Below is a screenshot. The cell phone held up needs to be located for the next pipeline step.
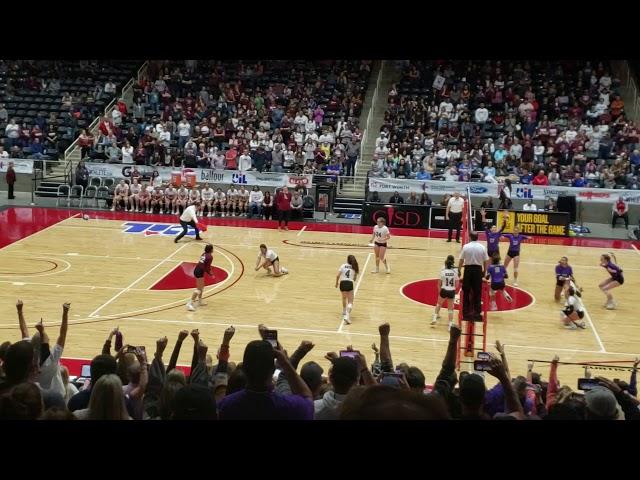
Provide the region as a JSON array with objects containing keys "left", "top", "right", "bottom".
[
  {"left": 577, "top": 378, "right": 600, "bottom": 391},
  {"left": 473, "top": 360, "right": 492, "bottom": 372},
  {"left": 339, "top": 350, "right": 360, "bottom": 359},
  {"left": 263, "top": 329, "right": 278, "bottom": 348}
]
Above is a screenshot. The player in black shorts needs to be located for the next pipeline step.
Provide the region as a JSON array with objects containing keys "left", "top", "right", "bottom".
[{"left": 336, "top": 255, "right": 360, "bottom": 324}]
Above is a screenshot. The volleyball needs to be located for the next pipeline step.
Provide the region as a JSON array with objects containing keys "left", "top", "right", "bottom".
[{"left": 83, "top": 214, "right": 90, "bottom": 221}]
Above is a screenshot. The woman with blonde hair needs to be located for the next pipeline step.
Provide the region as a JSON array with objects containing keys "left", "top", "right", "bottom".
[{"left": 74, "top": 374, "right": 131, "bottom": 420}]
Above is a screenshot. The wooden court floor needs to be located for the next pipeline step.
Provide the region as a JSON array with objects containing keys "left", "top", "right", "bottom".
[{"left": 0, "top": 210, "right": 638, "bottom": 387}]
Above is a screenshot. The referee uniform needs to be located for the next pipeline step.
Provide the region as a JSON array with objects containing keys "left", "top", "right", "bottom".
[
  {"left": 459, "top": 237, "right": 489, "bottom": 321},
  {"left": 446, "top": 194, "right": 464, "bottom": 243}
]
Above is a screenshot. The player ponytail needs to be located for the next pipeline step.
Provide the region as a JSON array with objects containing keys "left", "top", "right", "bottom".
[
  {"left": 445, "top": 255, "right": 455, "bottom": 269},
  {"left": 347, "top": 255, "right": 359, "bottom": 276},
  {"left": 205, "top": 244, "right": 213, "bottom": 254},
  {"left": 491, "top": 252, "right": 501, "bottom": 265}
]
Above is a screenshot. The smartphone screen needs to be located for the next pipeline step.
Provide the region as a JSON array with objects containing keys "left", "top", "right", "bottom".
[
  {"left": 339, "top": 350, "right": 360, "bottom": 359},
  {"left": 80, "top": 364, "right": 91, "bottom": 378},
  {"left": 264, "top": 330, "right": 278, "bottom": 348},
  {"left": 474, "top": 360, "right": 492, "bottom": 371},
  {"left": 477, "top": 352, "right": 490, "bottom": 361},
  {"left": 577, "top": 378, "right": 600, "bottom": 391}
]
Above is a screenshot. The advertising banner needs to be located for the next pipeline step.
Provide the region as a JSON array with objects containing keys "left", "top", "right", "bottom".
[
  {"left": 361, "top": 202, "right": 429, "bottom": 229},
  {"left": 496, "top": 210, "right": 569, "bottom": 236},
  {"left": 0, "top": 159, "right": 34, "bottom": 174}
]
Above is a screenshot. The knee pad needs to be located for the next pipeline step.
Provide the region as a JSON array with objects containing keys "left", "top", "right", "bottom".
[{"left": 194, "top": 289, "right": 202, "bottom": 296}]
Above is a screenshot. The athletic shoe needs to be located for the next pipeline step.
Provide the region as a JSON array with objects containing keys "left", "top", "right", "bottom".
[
  {"left": 503, "top": 291, "right": 513, "bottom": 303},
  {"left": 431, "top": 314, "right": 438, "bottom": 325},
  {"left": 371, "top": 269, "right": 379, "bottom": 273},
  {"left": 221, "top": 213, "right": 225, "bottom": 217},
  {"left": 174, "top": 238, "right": 179, "bottom": 244},
  {"left": 512, "top": 282, "right": 518, "bottom": 287},
  {"left": 110, "top": 207, "right": 115, "bottom": 211},
  {"left": 343, "top": 314, "right": 351, "bottom": 325},
  {"left": 606, "top": 302, "right": 616, "bottom": 310},
  {"left": 456, "top": 239, "right": 461, "bottom": 243},
  {"left": 385, "top": 265, "right": 391, "bottom": 274},
  {"left": 564, "top": 323, "right": 577, "bottom": 330},
  {"left": 577, "top": 321, "right": 586, "bottom": 329},
  {"left": 281, "top": 267, "right": 289, "bottom": 274},
  {"left": 490, "top": 301, "right": 498, "bottom": 311},
  {"left": 197, "top": 300, "right": 207, "bottom": 307},
  {"left": 147, "top": 209, "right": 151, "bottom": 214},
  {"left": 284, "top": 227, "right": 289, "bottom": 231},
  {"left": 195, "top": 236, "right": 203, "bottom": 241},
  {"left": 186, "top": 302, "right": 196, "bottom": 311},
  {"left": 446, "top": 240, "right": 452, "bottom": 243}
]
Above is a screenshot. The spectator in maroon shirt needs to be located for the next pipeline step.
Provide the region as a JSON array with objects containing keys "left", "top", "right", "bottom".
[
  {"left": 532, "top": 169, "right": 549, "bottom": 186},
  {"left": 275, "top": 186, "right": 292, "bottom": 231}
]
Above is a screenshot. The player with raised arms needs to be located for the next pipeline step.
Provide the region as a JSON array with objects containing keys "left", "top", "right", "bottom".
[{"left": 502, "top": 225, "right": 530, "bottom": 286}]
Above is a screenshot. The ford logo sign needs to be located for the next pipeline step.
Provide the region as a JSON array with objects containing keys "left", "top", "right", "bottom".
[{"left": 469, "top": 185, "right": 488, "bottom": 194}]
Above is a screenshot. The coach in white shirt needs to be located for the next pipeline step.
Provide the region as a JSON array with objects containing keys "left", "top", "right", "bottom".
[
  {"left": 175, "top": 200, "right": 202, "bottom": 243},
  {"left": 445, "top": 191, "right": 465, "bottom": 243},
  {"left": 458, "top": 231, "right": 490, "bottom": 321},
  {"left": 523, "top": 200, "right": 537, "bottom": 211}
]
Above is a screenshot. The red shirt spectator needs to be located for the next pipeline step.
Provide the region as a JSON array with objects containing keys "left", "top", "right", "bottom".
[
  {"left": 276, "top": 188, "right": 292, "bottom": 211},
  {"left": 99, "top": 116, "right": 115, "bottom": 136},
  {"left": 117, "top": 100, "right": 128, "bottom": 116},
  {"left": 532, "top": 170, "right": 549, "bottom": 186}
]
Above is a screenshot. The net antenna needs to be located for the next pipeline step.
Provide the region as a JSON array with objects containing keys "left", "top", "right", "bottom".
[{"left": 466, "top": 186, "right": 475, "bottom": 235}]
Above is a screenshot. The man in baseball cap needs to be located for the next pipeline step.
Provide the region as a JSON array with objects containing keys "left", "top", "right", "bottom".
[{"left": 585, "top": 386, "right": 624, "bottom": 420}]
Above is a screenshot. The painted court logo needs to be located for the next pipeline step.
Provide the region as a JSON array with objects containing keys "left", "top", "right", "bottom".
[{"left": 122, "top": 222, "right": 198, "bottom": 237}]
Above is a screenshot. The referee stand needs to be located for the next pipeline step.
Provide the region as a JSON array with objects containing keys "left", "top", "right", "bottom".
[{"left": 456, "top": 189, "right": 489, "bottom": 371}]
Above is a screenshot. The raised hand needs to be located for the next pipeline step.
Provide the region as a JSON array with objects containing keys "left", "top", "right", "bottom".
[
  {"left": 35, "top": 319, "right": 45, "bottom": 334},
  {"left": 223, "top": 326, "right": 236, "bottom": 344},
  {"left": 62, "top": 302, "right": 71, "bottom": 311},
  {"left": 378, "top": 323, "right": 390, "bottom": 337},
  {"left": 371, "top": 343, "right": 379, "bottom": 354},
  {"left": 16, "top": 299, "right": 23, "bottom": 311},
  {"left": 486, "top": 353, "right": 508, "bottom": 380},
  {"left": 325, "top": 351, "right": 338, "bottom": 363},
  {"left": 178, "top": 330, "right": 189, "bottom": 342},
  {"left": 190, "top": 329, "right": 200, "bottom": 341},
  {"left": 157, "top": 336, "right": 168, "bottom": 355},
  {"left": 298, "top": 340, "right": 314, "bottom": 354},
  {"left": 495, "top": 340, "right": 504, "bottom": 355}
]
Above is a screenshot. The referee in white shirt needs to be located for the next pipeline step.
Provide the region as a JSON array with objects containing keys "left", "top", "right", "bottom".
[
  {"left": 458, "top": 232, "right": 490, "bottom": 321},
  {"left": 445, "top": 191, "right": 465, "bottom": 243},
  {"left": 175, "top": 200, "right": 203, "bottom": 243}
]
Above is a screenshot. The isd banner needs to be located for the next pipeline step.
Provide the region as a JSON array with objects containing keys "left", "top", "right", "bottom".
[
  {"left": 496, "top": 210, "right": 569, "bottom": 236},
  {"left": 361, "top": 202, "right": 429, "bottom": 229}
]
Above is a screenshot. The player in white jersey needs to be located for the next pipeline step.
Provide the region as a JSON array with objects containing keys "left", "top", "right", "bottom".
[
  {"left": 128, "top": 178, "right": 142, "bottom": 212},
  {"left": 255, "top": 243, "right": 288, "bottom": 277},
  {"left": 164, "top": 184, "right": 177, "bottom": 214},
  {"left": 432, "top": 255, "right": 459, "bottom": 330},
  {"left": 176, "top": 186, "right": 189, "bottom": 213},
  {"left": 335, "top": 255, "right": 359, "bottom": 324},
  {"left": 150, "top": 186, "right": 164, "bottom": 214},
  {"left": 237, "top": 185, "right": 250, "bottom": 216},
  {"left": 226, "top": 185, "right": 239, "bottom": 216},
  {"left": 200, "top": 183, "right": 215, "bottom": 216},
  {"left": 369, "top": 217, "right": 391, "bottom": 274},
  {"left": 138, "top": 182, "right": 151, "bottom": 213},
  {"left": 213, "top": 188, "right": 226, "bottom": 216},
  {"left": 188, "top": 187, "right": 201, "bottom": 207},
  {"left": 560, "top": 286, "right": 586, "bottom": 330},
  {"left": 111, "top": 180, "right": 129, "bottom": 211}
]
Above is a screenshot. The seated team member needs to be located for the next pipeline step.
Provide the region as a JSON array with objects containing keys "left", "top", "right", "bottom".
[
  {"left": 248, "top": 186, "right": 264, "bottom": 218},
  {"left": 612, "top": 196, "right": 629, "bottom": 229},
  {"left": 213, "top": 187, "right": 226, "bottom": 216},
  {"left": 226, "top": 185, "right": 239, "bottom": 217},
  {"left": 111, "top": 179, "right": 129, "bottom": 212},
  {"left": 255, "top": 243, "right": 288, "bottom": 276},
  {"left": 522, "top": 199, "right": 537, "bottom": 211},
  {"left": 237, "top": 185, "right": 250, "bottom": 216},
  {"left": 290, "top": 191, "right": 304, "bottom": 220},
  {"left": 128, "top": 178, "right": 142, "bottom": 212},
  {"left": 138, "top": 182, "right": 151, "bottom": 213},
  {"left": 200, "top": 182, "right": 215, "bottom": 216},
  {"left": 164, "top": 182, "right": 178, "bottom": 215},
  {"left": 262, "top": 190, "right": 274, "bottom": 220},
  {"left": 176, "top": 185, "right": 189, "bottom": 214},
  {"left": 188, "top": 185, "right": 201, "bottom": 207},
  {"left": 150, "top": 185, "right": 164, "bottom": 214}
]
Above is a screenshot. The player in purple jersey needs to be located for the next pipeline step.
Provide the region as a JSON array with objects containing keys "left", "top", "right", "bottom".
[
  {"left": 480, "top": 208, "right": 508, "bottom": 257},
  {"left": 502, "top": 225, "right": 530, "bottom": 286},
  {"left": 599, "top": 253, "right": 624, "bottom": 310},
  {"left": 485, "top": 253, "right": 513, "bottom": 310},
  {"left": 554, "top": 256, "right": 579, "bottom": 302}
]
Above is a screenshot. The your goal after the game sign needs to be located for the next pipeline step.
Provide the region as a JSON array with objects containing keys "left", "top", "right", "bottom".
[{"left": 495, "top": 210, "right": 569, "bottom": 236}]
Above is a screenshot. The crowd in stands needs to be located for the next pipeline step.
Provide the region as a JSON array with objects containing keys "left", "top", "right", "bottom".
[
  {"left": 0, "top": 60, "right": 140, "bottom": 162},
  {"left": 81, "top": 60, "right": 367, "bottom": 178},
  {"left": 369, "top": 61, "right": 640, "bottom": 191},
  {"left": 1, "top": 300, "right": 638, "bottom": 420}
]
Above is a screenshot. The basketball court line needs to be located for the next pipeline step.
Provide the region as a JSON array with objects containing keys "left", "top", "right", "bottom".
[
  {"left": 88, "top": 242, "right": 192, "bottom": 317},
  {"left": 114, "top": 316, "right": 639, "bottom": 357},
  {"left": 0, "top": 257, "right": 72, "bottom": 278},
  {"left": 582, "top": 305, "right": 606, "bottom": 352},
  {"left": 338, "top": 252, "right": 372, "bottom": 333},
  {"left": 0, "top": 279, "right": 147, "bottom": 291},
  {"left": 632, "top": 244, "right": 640, "bottom": 255},
  {"left": 297, "top": 226, "right": 307, "bottom": 237}
]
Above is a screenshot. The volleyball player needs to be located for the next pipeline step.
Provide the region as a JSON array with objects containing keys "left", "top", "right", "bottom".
[
  {"left": 226, "top": 185, "right": 239, "bottom": 217},
  {"left": 164, "top": 183, "right": 178, "bottom": 214},
  {"left": 111, "top": 180, "right": 129, "bottom": 212},
  {"left": 502, "top": 226, "right": 530, "bottom": 286},
  {"left": 187, "top": 244, "right": 214, "bottom": 311},
  {"left": 188, "top": 186, "right": 201, "bottom": 207},
  {"left": 560, "top": 286, "right": 586, "bottom": 330},
  {"left": 238, "top": 185, "right": 250, "bottom": 216},
  {"left": 213, "top": 188, "right": 226, "bottom": 216},
  {"left": 128, "top": 178, "right": 142, "bottom": 212},
  {"left": 480, "top": 208, "right": 508, "bottom": 258},
  {"left": 599, "top": 253, "right": 624, "bottom": 309},
  {"left": 370, "top": 217, "right": 390, "bottom": 274},
  {"left": 336, "top": 255, "right": 359, "bottom": 324},
  {"left": 200, "top": 183, "right": 215, "bottom": 216},
  {"left": 176, "top": 185, "right": 189, "bottom": 214},
  {"left": 150, "top": 185, "right": 164, "bottom": 214},
  {"left": 485, "top": 253, "right": 513, "bottom": 311},
  {"left": 138, "top": 182, "right": 151, "bottom": 213},
  {"left": 255, "top": 244, "right": 288, "bottom": 276},
  {"left": 431, "top": 255, "right": 459, "bottom": 329},
  {"left": 554, "top": 256, "right": 579, "bottom": 302}
]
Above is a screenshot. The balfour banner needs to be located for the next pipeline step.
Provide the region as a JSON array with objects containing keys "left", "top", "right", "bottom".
[
  {"left": 368, "top": 177, "right": 640, "bottom": 204},
  {"left": 83, "top": 163, "right": 313, "bottom": 188}
]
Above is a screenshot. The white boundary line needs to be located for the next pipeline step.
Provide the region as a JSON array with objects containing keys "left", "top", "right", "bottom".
[
  {"left": 88, "top": 243, "right": 191, "bottom": 317},
  {"left": 0, "top": 212, "right": 78, "bottom": 252},
  {"left": 582, "top": 305, "right": 606, "bottom": 353},
  {"left": 632, "top": 244, "right": 640, "bottom": 255},
  {"left": 338, "top": 252, "right": 372, "bottom": 333},
  {"left": 297, "top": 226, "right": 307, "bottom": 237}
]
